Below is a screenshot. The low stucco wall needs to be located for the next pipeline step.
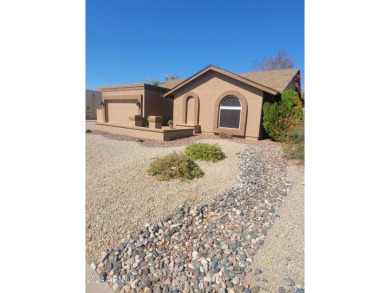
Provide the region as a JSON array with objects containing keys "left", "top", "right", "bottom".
[
  {"left": 163, "top": 128, "right": 195, "bottom": 141},
  {"left": 95, "top": 123, "right": 194, "bottom": 141},
  {"left": 175, "top": 124, "right": 201, "bottom": 134}
]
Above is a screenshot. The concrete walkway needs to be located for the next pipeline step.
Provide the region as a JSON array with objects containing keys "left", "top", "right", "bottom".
[{"left": 86, "top": 261, "right": 114, "bottom": 293}]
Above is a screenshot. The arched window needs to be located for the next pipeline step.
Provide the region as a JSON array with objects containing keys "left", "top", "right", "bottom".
[{"left": 218, "top": 95, "right": 241, "bottom": 129}]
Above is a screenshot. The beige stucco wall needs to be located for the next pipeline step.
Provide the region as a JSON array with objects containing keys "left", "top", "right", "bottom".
[
  {"left": 86, "top": 90, "right": 102, "bottom": 120},
  {"left": 172, "top": 71, "right": 265, "bottom": 139},
  {"left": 101, "top": 87, "right": 145, "bottom": 120},
  {"left": 98, "top": 85, "right": 172, "bottom": 126},
  {"left": 96, "top": 109, "right": 104, "bottom": 122}
]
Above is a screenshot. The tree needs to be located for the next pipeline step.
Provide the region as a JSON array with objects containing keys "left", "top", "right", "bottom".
[
  {"left": 164, "top": 73, "right": 180, "bottom": 81},
  {"left": 146, "top": 78, "right": 159, "bottom": 85},
  {"left": 253, "top": 50, "right": 295, "bottom": 71}
]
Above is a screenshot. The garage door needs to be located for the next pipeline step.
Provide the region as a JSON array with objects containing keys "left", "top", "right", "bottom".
[{"left": 106, "top": 100, "right": 139, "bottom": 124}]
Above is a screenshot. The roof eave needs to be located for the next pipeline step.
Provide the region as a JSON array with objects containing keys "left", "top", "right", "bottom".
[
  {"left": 96, "top": 83, "right": 171, "bottom": 93},
  {"left": 162, "top": 65, "right": 279, "bottom": 98}
]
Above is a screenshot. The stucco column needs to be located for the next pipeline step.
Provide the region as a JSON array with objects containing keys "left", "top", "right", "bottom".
[
  {"left": 128, "top": 115, "right": 143, "bottom": 127},
  {"left": 147, "top": 116, "right": 163, "bottom": 129}
]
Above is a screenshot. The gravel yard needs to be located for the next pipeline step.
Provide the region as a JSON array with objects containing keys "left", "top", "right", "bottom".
[
  {"left": 90, "top": 130, "right": 279, "bottom": 148},
  {"left": 246, "top": 162, "right": 305, "bottom": 292},
  {"left": 87, "top": 130, "right": 298, "bottom": 293},
  {"left": 86, "top": 134, "right": 246, "bottom": 263}
]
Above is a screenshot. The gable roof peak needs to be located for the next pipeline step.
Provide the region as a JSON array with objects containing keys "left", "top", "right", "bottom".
[{"left": 162, "top": 65, "right": 280, "bottom": 97}]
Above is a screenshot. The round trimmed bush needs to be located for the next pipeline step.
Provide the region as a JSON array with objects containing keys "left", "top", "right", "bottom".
[{"left": 184, "top": 143, "right": 225, "bottom": 162}]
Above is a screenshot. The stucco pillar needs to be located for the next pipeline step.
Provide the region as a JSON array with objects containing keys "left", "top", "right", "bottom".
[
  {"left": 128, "top": 115, "right": 143, "bottom": 127},
  {"left": 147, "top": 116, "right": 163, "bottom": 129}
]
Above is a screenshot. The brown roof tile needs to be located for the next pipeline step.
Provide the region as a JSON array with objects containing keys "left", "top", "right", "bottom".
[
  {"left": 238, "top": 68, "right": 300, "bottom": 93},
  {"left": 96, "top": 68, "right": 299, "bottom": 94},
  {"left": 157, "top": 79, "right": 187, "bottom": 89}
]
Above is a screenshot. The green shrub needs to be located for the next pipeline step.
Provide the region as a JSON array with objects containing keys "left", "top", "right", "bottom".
[
  {"left": 263, "top": 89, "right": 304, "bottom": 141},
  {"left": 167, "top": 119, "right": 173, "bottom": 125},
  {"left": 184, "top": 143, "right": 225, "bottom": 162},
  {"left": 282, "top": 120, "right": 304, "bottom": 160},
  {"left": 136, "top": 139, "right": 144, "bottom": 143},
  {"left": 147, "top": 152, "right": 204, "bottom": 181},
  {"left": 86, "top": 129, "right": 92, "bottom": 133}
]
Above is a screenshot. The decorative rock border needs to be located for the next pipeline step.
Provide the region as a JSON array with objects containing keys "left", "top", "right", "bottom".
[{"left": 90, "top": 145, "right": 292, "bottom": 293}]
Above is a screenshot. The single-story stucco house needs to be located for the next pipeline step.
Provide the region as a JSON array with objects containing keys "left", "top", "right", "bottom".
[
  {"left": 96, "top": 83, "right": 174, "bottom": 126},
  {"left": 94, "top": 65, "right": 300, "bottom": 141},
  {"left": 163, "top": 65, "right": 301, "bottom": 140}
]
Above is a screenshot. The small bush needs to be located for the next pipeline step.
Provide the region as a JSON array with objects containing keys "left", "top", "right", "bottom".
[
  {"left": 282, "top": 120, "right": 304, "bottom": 160},
  {"left": 185, "top": 143, "right": 225, "bottom": 162},
  {"left": 86, "top": 129, "right": 92, "bottom": 133},
  {"left": 167, "top": 119, "right": 173, "bottom": 125},
  {"left": 263, "top": 89, "right": 304, "bottom": 141},
  {"left": 147, "top": 152, "right": 204, "bottom": 181},
  {"left": 136, "top": 139, "right": 144, "bottom": 143}
]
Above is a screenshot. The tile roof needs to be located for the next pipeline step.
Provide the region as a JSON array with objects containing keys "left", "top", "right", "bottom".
[
  {"left": 157, "top": 79, "right": 187, "bottom": 89},
  {"left": 96, "top": 68, "right": 300, "bottom": 94},
  {"left": 237, "top": 68, "right": 300, "bottom": 93}
]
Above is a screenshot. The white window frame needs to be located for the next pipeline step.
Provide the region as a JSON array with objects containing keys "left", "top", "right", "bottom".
[{"left": 218, "top": 96, "right": 242, "bottom": 129}]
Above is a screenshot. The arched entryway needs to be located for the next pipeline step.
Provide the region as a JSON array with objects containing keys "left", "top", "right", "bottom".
[
  {"left": 182, "top": 92, "right": 200, "bottom": 125},
  {"left": 186, "top": 96, "right": 195, "bottom": 124}
]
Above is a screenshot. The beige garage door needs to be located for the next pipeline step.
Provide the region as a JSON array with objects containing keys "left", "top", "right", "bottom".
[{"left": 106, "top": 100, "right": 139, "bottom": 124}]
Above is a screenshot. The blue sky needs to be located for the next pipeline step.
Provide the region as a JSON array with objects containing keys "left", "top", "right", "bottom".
[{"left": 86, "top": 0, "right": 304, "bottom": 90}]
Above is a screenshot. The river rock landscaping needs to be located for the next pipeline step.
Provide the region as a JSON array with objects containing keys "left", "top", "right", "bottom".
[
  {"left": 86, "top": 135, "right": 246, "bottom": 263},
  {"left": 89, "top": 137, "right": 293, "bottom": 293}
]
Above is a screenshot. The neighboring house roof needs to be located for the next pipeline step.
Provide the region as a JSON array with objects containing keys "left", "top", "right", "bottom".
[
  {"left": 96, "top": 83, "right": 167, "bottom": 92},
  {"left": 238, "top": 68, "right": 300, "bottom": 93},
  {"left": 163, "top": 65, "right": 299, "bottom": 97},
  {"left": 157, "top": 79, "right": 187, "bottom": 89},
  {"left": 96, "top": 83, "right": 145, "bottom": 91}
]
